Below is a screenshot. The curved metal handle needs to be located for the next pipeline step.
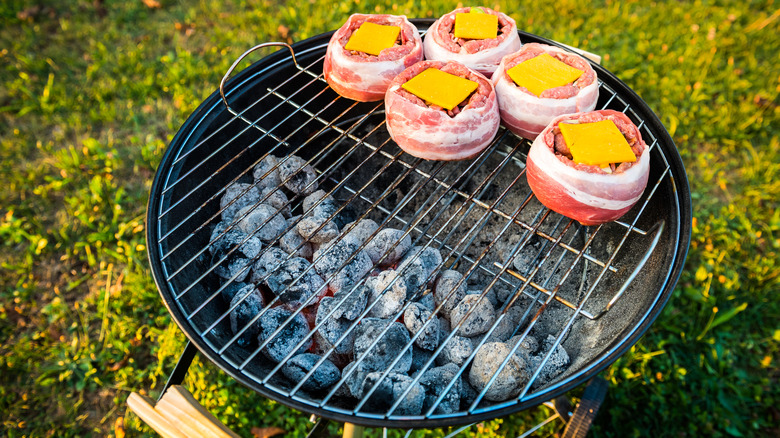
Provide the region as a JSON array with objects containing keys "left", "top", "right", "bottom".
[{"left": 219, "top": 42, "right": 298, "bottom": 115}]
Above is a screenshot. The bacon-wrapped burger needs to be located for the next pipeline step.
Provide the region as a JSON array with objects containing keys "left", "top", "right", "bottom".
[
  {"left": 385, "top": 60, "right": 500, "bottom": 161},
  {"left": 324, "top": 14, "right": 423, "bottom": 102},
  {"left": 493, "top": 43, "right": 599, "bottom": 140},
  {"left": 526, "top": 110, "right": 650, "bottom": 225},
  {"left": 423, "top": 6, "right": 522, "bottom": 78}
]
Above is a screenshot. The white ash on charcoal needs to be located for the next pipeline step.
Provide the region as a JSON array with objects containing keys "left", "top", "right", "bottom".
[
  {"left": 220, "top": 281, "right": 252, "bottom": 303},
  {"left": 236, "top": 204, "right": 288, "bottom": 243},
  {"left": 363, "top": 228, "right": 412, "bottom": 267},
  {"left": 450, "top": 294, "right": 497, "bottom": 337},
  {"left": 252, "top": 155, "right": 281, "bottom": 189},
  {"left": 365, "top": 270, "right": 407, "bottom": 319},
  {"left": 433, "top": 270, "right": 467, "bottom": 318},
  {"left": 257, "top": 307, "right": 312, "bottom": 363},
  {"left": 418, "top": 363, "right": 462, "bottom": 415},
  {"left": 353, "top": 318, "right": 413, "bottom": 374},
  {"left": 280, "top": 353, "right": 341, "bottom": 392},
  {"left": 220, "top": 182, "right": 261, "bottom": 222},
  {"left": 435, "top": 335, "right": 473, "bottom": 367},
  {"left": 314, "top": 296, "right": 356, "bottom": 356},
  {"left": 298, "top": 190, "right": 340, "bottom": 244},
  {"left": 468, "top": 342, "right": 530, "bottom": 402},
  {"left": 229, "top": 285, "right": 265, "bottom": 348},
  {"left": 409, "top": 346, "right": 434, "bottom": 374},
  {"left": 396, "top": 246, "right": 443, "bottom": 294},
  {"left": 265, "top": 257, "right": 325, "bottom": 308},
  {"left": 278, "top": 155, "right": 318, "bottom": 195},
  {"left": 331, "top": 283, "right": 369, "bottom": 321},
  {"left": 529, "top": 335, "right": 570, "bottom": 388},
  {"left": 468, "top": 288, "right": 499, "bottom": 307},
  {"left": 403, "top": 303, "right": 440, "bottom": 351},
  {"left": 278, "top": 215, "right": 313, "bottom": 259},
  {"left": 249, "top": 246, "right": 288, "bottom": 284},
  {"left": 313, "top": 237, "right": 373, "bottom": 294},
  {"left": 342, "top": 361, "right": 373, "bottom": 398},
  {"left": 342, "top": 218, "right": 379, "bottom": 246},
  {"left": 359, "top": 372, "right": 425, "bottom": 416},
  {"left": 209, "top": 227, "right": 262, "bottom": 282},
  {"left": 259, "top": 186, "right": 292, "bottom": 218},
  {"left": 508, "top": 334, "right": 539, "bottom": 364}
]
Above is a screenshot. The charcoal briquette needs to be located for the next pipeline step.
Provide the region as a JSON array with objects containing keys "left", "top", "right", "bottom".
[
  {"left": 265, "top": 257, "right": 325, "bottom": 307},
  {"left": 252, "top": 154, "right": 281, "bottom": 188},
  {"left": 278, "top": 155, "right": 317, "bottom": 195},
  {"left": 396, "top": 246, "right": 443, "bottom": 294},
  {"left": 353, "top": 318, "right": 412, "bottom": 374},
  {"left": 236, "top": 204, "right": 288, "bottom": 243},
  {"left": 280, "top": 353, "right": 340, "bottom": 392},
  {"left": 363, "top": 228, "right": 412, "bottom": 267},
  {"left": 359, "top": 372, "right": 424, "bottom": 416},
  {"left": 468, "top": 342, "right": 529, "bottom": 402},
  {"left": 342, "top": 219, "right": 379, "bottom": 246},
  {"left": 404, "top": 303, "right": 439, "bottom": 351},
  {"left": 220, "top": 182, "right": 261, "bottom": 222},
  {"left": 450, "top": 294, "right": 497, "bottom": 337},
  {"left": 229, "top": 285, "right": 265, "bottom": 348},
  {"left": 315, "top": 296, "right": 355, "bottom": 355},
  {"left": 418, "top": 363, "right": 462, "bottom": 415},
  {"left": 435, "top": 335, "right": 473, "bottom": 367},
  {"left": 298, "top": 190, "right": 340, "bottom": 244},
  {"left": 257, "top": 307, "right": 312, "bottom": 363},
  {"left": 250, "top": 246, "right": 289, "bottom": 284},
  {"left": 331, "top": 283, "right": 369, "bottom": 321},
  {"left": 366, "top": 270, "right": 407, "bottom": 319},
  {"left": 433, "top": 270, "right": 467, "bottom": 318},
  {"left": 260, "top": 186, "right": 292, "bottom": 218}
]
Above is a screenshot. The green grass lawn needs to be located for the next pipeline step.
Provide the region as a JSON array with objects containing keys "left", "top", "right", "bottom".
[{"left": 1, "top": 0, "right": 778, "bottom": 436}]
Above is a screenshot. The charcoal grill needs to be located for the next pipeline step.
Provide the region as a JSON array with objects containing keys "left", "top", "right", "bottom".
[{"left": 146, "top": 20, "right": 691, "bottom": 432}]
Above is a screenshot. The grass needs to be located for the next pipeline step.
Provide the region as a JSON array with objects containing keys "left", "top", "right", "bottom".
[{"left": 0, "top": 0, "right": 778, "bottom": 436}]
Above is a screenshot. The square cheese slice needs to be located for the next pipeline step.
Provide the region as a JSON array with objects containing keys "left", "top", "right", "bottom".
[
  {"left": 453, "top": 10, "right": 498, "bottom": 40},
  {"left": 506, "top": 53, "right": 584, "bottom": 97},
  {"left": 401, "top": 68, "right": 479, "bottom": 111},
  {"left": 559, "top": 119, "right": 637, "bottom": 166},
  {"left": 344, "top": 22, "right": 401, "bottom": 56}
]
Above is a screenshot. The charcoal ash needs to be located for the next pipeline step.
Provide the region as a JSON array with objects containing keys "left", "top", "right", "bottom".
[
  {"left": 468, "top": 342, "right": 529, "bottom": 402},
  {"left": 366, "top": 270, "right": 407, "bottom": 319},
  {"left": 313, "top": 238, "right": 373, "bottom": 294},
  {"left": 314, "top": 296, "right": 355, "bottom": 356},
  {"left": 252, "top": 154, "right": 282, "bottom": 189},
  {"left": 257, "top": 307, "right": 312, "bottom": 363},
  {"left": 435, "top": 335, "right": 473, "bottom": 367},
  {"left": 220, "top": 182, "right": 261, "bottom": 222},
  {"left": 363, "top": 228, "right": 412, "bottom": 267},
  {"left": 259, "top": 186, "right": 292, "bottom": 218},
  {"left": 353, "top": 318, "right": 412, "bottom": 374},
  {"left": 468, "top": 288, "right": 498, "bottom": 308},
  {"left": 396, "top": 246, "right": 443, "bottom": 294},
  {"left": 278, "top": 215, "right": 313, "bottom": 259},
  {"left": 418, "top": 363, "right": 462, "bottom": 415},
  {"left": 236, "top": 204, "right": 288, "bottom": 243},
  {"left": 433, "top": 270, "right": 467, "bottom": 318},
  {"left": 342, "top": 219, "right": 379, "bottom": 246},
  {"left": 404, "top": 303, "right": 440, "bottom": 351},
  {"left": 279, "top": 155, "right": 318, "bottom": 195},
  {"left": 209, "top": 229, "right": 262, "bottom": 282},
  {"left": 530, "top": 335, "right": 570, "bottom": 388},
  {"left": 221, "top": 281, "right": 252, "bottom": 303},
  {"left": 359, "top": 372, "right": 425, "bottom": 416},
  {"left": 229, "top": 285, "right": 265, "bottom": 348},
  {"left": 409, "top": 346, "right": 434, "bottom": 375},
  {"left": 298, "top": 190, "right": 340, "bottom": 244},
  {"left": 281, "top": 353, "right": 341, "bottom": 392},
  {"left": 265, "top": 257, "right": 325, "bottom": 307},
  {"left": 331, "top": 283, "right": 369, "bottom": 321},
  {"left": 249, "top": 246, "right": 288, "bottom": 284},
  {"left": 450, "top": 294, "right": 497, "bottom": 337}
]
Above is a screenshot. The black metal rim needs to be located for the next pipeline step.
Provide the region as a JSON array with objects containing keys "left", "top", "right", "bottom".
[{"left": 146, "top": 19, "right": 692, "bottom": 429}]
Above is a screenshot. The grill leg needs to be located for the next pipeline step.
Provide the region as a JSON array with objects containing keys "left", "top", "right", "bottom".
[
  {"left": 560, "top": 376, "right": 608, "bottom": 438},
  {"left": 158, "top": 340, "right": 198, "bottom": 402}
]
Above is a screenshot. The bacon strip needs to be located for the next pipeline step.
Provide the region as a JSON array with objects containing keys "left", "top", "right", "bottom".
[
  {"left": 493, "top": 43, "right": 599, "bottom": 140},
  {"left": 526, "top": 110, "right": 650, "bottom": 225},
  {"left": 324, "top": 14, "right": 424, "bottom": 102}
]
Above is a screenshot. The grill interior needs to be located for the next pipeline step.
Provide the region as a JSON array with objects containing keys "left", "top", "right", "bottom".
[{"left": 148, "top": 25, "right": 689, "bottom": 428}]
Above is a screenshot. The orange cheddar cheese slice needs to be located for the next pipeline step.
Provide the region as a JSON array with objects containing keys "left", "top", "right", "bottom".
[
  {"left": 559, "top": 120, "right": 637, "bottom": 166},
  {"left": 344, "top": 22, "right": 401, "bottom": 56},
  {"left": 507, "top": 53, "right": 584, "bottom": 97},
  {"left": 453, "top": 9, "right": 498, "bottom": 40},
  {"left": 401, "top": 68, "right": 479, "bottom": 111}
]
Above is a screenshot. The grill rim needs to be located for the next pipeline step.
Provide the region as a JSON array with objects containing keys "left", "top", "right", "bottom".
[{"left": 145, "top": 20, "right": 692, "bottom": 429}]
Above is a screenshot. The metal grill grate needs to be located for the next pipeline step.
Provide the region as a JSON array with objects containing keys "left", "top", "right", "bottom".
[{"left": 147, "top": 24, "right": 689, "bottom": 429}]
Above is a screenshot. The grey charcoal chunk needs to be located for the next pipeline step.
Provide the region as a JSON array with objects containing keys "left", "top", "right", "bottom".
[
  {"left": 364, "top": 228, "right": 412, "bottom": 267},
  {"left": 409, "top": 346, "right": 434, "bottom": 375},
  {"left": 418, "top": 363, "right": 462, "bottom": 415},
  {"left": 416, "top": 292, "right": 435, "bottom": 311},
  {"left": 460, "top": 377, "right": 478, "bottom": 409},
  {"left": 396, "top": 246, "right": 443, "bottom": 294},
  {"left": 279, "top": 215, "right": 313, "bottom": 259},
  {"left": 468, "top": 288, "right": 498, "bottom": 307},
  {"left": 508, "top": 335, "right": 539, "bottom": 364},
  {"left": 221, "top": 281, "right": 252, "bottom": 303},
  {"left": 439, "top": 317, "right": 451, "bottom": 338},
  {"left": 450, "top": 294, "right": 497, "bottom": 337},
  {"left": 250, "top": 247, "right": 288, "bottom": 284},
  {"left": 353, "top": 318, "right": 412, "bottom": 374},
  {"left": 252, "top": 155, "right": 281, "bottom": 188},
  {"left": 298, "top": 190, "right": 340, "bottom": 244},
  {"left": 220, "top": 183, "right": 261, "bottom": 222},
  {"left": 331, "top": 284, "right": 369, "bottom": 321},
  {"left": 280, "top": 353, "right": 340, "bottom": 392},
  {"left": 404, "top": 303, "right": 439, "bottom": 351},
  {"left": 236, "top": 204, "right": 288, "bottom": 243},
  {"left": 209, "top": 223, "right": 263, "bottom": 258},
  {"left": 260, "top": 186, "right": 292, "bottom": 218},
  {"left": 315, "top": 296, "right": 355, "bottom": 355},
  {"left": 436, "top": 335, "right": 473, "bottom": 367},
  {"left": 486, "top": 315, "right": 515, "bottom": 343},
  {"left": 342, "top": 361, "right": 372, "bottom": 398},
  {"left": 360, "top": 372, "right": 424, "bottom": 416},
  {"left": 313, "top": 238, "right": 373, "bottom": 294},
  {"left": 209, "top": 228, "right": 262, "bottom": 282},
  {"left": 278, "top": 155, "right": 317, "bottom": 195},
  {"left": 257, "top": 307, "right": 312, "bottom": 363},
  {"left": 366, "top": 270, "right": 407, "bottom": 319},
  {"left": 531, "top": 335, "right": 570, "bottom": 388},
  {"left": 468, "top": 342, "right": 529, "bottom": 402},
  {"left": 229, "top": 285, "right": 265, "bottom": 348},
  {"left": 342, "top": 219, "right": 379, "bottom": 246},
  {"left": 433, "top": 270, "right": 467, "bottom": 318},
  {"left": 266, "top": 257, "right": 325, "bottom": 307}
]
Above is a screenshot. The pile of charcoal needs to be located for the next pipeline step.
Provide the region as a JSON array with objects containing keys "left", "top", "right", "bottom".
[{"left": 208, "top": 154, "right": 570, "bottom": 414}]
